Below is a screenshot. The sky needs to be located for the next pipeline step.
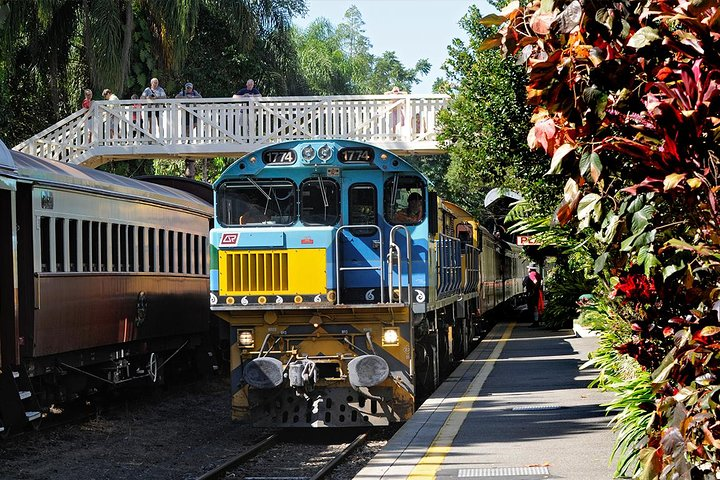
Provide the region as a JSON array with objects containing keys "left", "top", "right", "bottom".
[{"left": 293, "top": 0, "right": 495, "bottom": 94}]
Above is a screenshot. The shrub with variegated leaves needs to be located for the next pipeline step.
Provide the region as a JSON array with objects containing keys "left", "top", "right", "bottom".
[{"left": 481, "top": 0, "right": 720, "bottom": 476}]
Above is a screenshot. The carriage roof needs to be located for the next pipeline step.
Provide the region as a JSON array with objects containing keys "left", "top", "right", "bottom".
[{"left": 3, "top": 143, "right": 211, "bottom": 215}]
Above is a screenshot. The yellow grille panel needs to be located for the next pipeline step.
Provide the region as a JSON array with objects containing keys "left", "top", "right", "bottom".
[{"left": 219, "top": 249, "right": 327, "bottom": 295}]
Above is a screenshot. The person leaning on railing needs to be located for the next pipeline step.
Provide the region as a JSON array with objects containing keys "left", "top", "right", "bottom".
[
  {"left": 176, "top": 82, "right": 202, "bottom": 138},
  {"left": 140, "top": 77, "right": 167, "bottom": 135},
  {"left": 101, "top": 88, "right": 119, "bottom": 139},
  {"left": 82, "top": 89, "right": 93, "bottom": 143}
]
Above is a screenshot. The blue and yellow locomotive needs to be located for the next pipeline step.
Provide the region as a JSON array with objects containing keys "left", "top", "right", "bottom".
[{"left": 209, "top": 140, "right": 525, "bottom": 427}]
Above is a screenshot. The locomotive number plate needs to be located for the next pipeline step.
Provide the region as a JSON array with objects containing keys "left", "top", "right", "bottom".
[{"left": 262, "top": 149, "right": 297, "bottom": 165}]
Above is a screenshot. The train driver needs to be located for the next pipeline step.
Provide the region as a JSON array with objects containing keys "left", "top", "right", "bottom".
[
  {"left": 239, "top": 204, "right": 267, "bottom": 224},
  {"left": 393, "top": 192, "right": 423, "bottom": 223}
]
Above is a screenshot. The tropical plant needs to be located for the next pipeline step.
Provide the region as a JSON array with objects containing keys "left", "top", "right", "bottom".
[{"left": 482, "top": 0, "right": 720, "bottom": 475}]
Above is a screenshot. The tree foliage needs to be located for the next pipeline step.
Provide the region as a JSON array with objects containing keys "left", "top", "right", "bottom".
[
  {"left": 293, "top": 6, "right": 430, "bottom": 95},
  {"left": 436, "top": 5, "right": 560, "bottom": 220},
  {"left": 485, "top": 0, "right": 720, "bottom": 475},
  {"left": 0, "top": 0, "right": 305, "bottom": 146}
]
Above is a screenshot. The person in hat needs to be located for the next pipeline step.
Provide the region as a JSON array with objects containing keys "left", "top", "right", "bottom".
[
  {"left": 523, "top": 263, "right": 544, "bottom": 326},
  {"left": 176, "top": 82, "right": 202, "bottom": 137}
]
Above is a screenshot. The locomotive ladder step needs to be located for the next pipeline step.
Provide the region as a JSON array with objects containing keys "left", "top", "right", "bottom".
[
  {"left": 26, "top": 411, "right": 41, "bottom": 422},
  {"left": 338, "top": 265, "right": 381, "bottom": 272},
  {"left": 12, "top": 371, "right": 19, "bottom": 378},
  {"left": 19, "top": 391, "right": 31, "bottom": 400}
]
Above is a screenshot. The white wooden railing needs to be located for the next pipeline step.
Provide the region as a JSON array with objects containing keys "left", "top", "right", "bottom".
[{"left": 14, "top": 94, "right": 449, "bottom": 167}]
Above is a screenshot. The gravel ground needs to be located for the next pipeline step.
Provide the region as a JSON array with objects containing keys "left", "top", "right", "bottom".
[{"left": 0, "top": 377, "right": 393, "bottom": 480}]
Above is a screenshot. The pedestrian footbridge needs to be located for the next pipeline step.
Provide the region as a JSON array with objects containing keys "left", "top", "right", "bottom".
[{"left": 14, "top": 94, "right": 449, "bottom": 168}]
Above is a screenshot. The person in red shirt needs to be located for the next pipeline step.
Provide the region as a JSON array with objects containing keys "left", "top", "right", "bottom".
[{"left": 82, "top": 89, "right": 93, "bottom": 143}]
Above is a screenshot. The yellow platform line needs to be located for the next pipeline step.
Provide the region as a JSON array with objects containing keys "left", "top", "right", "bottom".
[{"left": 408, "top": 321, "right": 516, "bottom": 479}]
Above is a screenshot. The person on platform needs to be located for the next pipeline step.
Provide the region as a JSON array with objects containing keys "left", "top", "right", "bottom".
[{"left": 523, "top": 263, "right": 544, "bottom": 327}]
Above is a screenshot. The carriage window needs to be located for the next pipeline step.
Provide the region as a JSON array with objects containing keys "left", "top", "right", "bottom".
[
  {"left": 111, "top": 224, "right": 119, "bottom": 272},
  {"left": 138, "top": 226, "right": 146, "bottom": 272},
  {"left": 300, "top": 178, "right": 339, "bottom": 226},
  {"left": 100, "top": 222, "right": 109, "bottom": 271},
  {"left": 217, "top": 179, "right": 296, "bottom": 226},
  {"left": 178, "top": 232, "right": 185, "bottom": 273},
  {"left": 55, "top": 218, "right": 65, "bottom": 272},
  {"left": 69, "top": 219, "right": 78, "bottom": 272},
  {"left": 120, "top": 224, "right": 127, "bottom": 272},
  {"left": 148, "top": 228, "right": 156, "bottom": 272},
  {"left": 128, "top": 226, "right": 136, "bottom": 272},
  {"left": 201, "top": 236, "right": 207, "bottom": 274},
  {"left": 40, "top": 217, "right": 51, "bottom": 272},
  {"left": 159, "top": 229, "right": 167, "bottom": 272},
  {"left": 186, "top": 234, "right": 193, "bottom": 274},
  {"left": 167, "top": 230, "right": 175, "bottom": 273},
  {"left": 348, "top": 184, "right": 377, "bottom": 236},
  {"left": 384, "top": 176, "right": 425, "bottom": 225}
]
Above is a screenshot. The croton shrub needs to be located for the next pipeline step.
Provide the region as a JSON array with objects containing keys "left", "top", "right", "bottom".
[{"left": 481, "top": 0, "right": 720, "bottom": 476}]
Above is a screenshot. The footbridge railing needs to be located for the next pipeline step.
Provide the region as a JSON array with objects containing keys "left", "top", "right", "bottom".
[{"left": 14, "top": 94, "right": 449, "bottom": 168}]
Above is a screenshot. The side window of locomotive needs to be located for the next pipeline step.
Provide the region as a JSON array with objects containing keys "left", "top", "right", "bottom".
[
  {"left": 348, "top": 184, "right": 377, "bottom": 236},
  {"left": 457, "top": 223, "right": 473, "bottom": 252},
  {"left": 217, "top": 180, "right": 296, "bottom": 227},
  {"left": 300, "top": 178, "right": 340, "bottom": 226},
  {"left": 384, "top": 176, "right": 425, "bottom": 225}
]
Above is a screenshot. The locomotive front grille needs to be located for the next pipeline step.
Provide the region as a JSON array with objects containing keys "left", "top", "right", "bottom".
[
  {"left": 222, "top": 251, "right": 289, "bottom": 293},
  {"left": 218, "top": 248, "right": 327, "bottom": 296}
]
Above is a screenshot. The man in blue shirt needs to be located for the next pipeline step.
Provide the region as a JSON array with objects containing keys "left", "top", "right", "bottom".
[{"left": 235, "top": 79, "right": 261, "bottom": 97}]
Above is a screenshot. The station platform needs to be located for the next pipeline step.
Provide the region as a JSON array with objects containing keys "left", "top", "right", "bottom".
[{"left": 354, "top": 320, "right": 617, "bottom": 479}]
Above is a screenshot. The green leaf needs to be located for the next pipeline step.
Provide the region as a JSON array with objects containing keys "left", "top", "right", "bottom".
[
  {"left": 478, "top": 14, "right": 507, "bottom": 26},
  {"left": 589, "top": 152, "right": 602, "bottom": 182},
  {"left": 620, "top": 232, "right": 640, "bottom": 251},
  {"left": 547, "top": 143, "right": 575, "bottom": 175},
  {"left": 478, "top": 35, "right": 502, "bottom": 51},
  {"left": 577, "top": 193, "right": 601, "bottom": 221},
  {"left": 594, "top": 252, "right": 608, "bottom": 273},
  {"left": 628, "top": 195, "right": 645, "bottom": 214},
  {"left": 663, "top": 262, "right": 686, "bottom": 280},
  {"left": 627, "top": 26, "right": 660, "bottom": 49},
  {"left": 631, "top": 205, "right": 655, "bottom": 234}
]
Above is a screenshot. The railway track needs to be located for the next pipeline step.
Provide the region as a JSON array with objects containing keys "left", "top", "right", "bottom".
[{"left": 196, "top": 429, "right": 371, "bottom": 480}]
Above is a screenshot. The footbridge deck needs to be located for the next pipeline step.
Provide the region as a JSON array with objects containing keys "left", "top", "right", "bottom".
[{"left": 14, "top": 94, "right": 449, "bottom": 168}]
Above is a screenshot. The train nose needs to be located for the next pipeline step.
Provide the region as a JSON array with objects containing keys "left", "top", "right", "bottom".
[
  {"left": 243, "top": 357, "right": 284, "bottom": 389},
  {"left": 348, "top": 355, "right": 390, "bottom": 387}
]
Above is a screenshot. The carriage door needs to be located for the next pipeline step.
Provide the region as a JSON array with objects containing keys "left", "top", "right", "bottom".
[
  {"left": 0, "top": 183, "right": 17, "bottom": 365},
  {"left": 336, "top": 184, "right": 383, "bottom": 304}
]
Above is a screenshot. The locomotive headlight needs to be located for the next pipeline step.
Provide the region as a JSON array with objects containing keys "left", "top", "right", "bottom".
[
  {"left": 382, "top": 328, "right": 400, "bottom": 346},
  {"left": 237, "top": 329, "right": 254, "bottom": 347},
  {"left": 301, "top": 145, "right": 316, "bottom": 162},
  {"left": 317, "top": 144, "right": 332, "bottom": 162}
]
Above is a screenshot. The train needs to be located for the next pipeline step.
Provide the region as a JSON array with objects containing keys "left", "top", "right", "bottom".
[
  {"left": 0, "top": 140, "right": 213, "bottom": 435},
  {"left": 209, "top": 139, "right": 527, "bottom": 428}
]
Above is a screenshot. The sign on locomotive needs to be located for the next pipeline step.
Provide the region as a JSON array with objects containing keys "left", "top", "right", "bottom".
[{"left": 210, "top": 140, "right": 527, "bottom": 427}]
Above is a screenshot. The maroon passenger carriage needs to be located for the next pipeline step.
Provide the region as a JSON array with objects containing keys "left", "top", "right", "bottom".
[{"left": 0, "top": 140, "right": 213, "bottom": 435}]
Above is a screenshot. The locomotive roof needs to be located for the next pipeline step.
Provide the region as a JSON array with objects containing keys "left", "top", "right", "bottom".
[
  {"left": 8, "top": 149, "right": 212, "bottom": 215},
  {"left": 216, "top": 139, "right": 427, "bottom": 186}
]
